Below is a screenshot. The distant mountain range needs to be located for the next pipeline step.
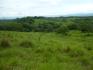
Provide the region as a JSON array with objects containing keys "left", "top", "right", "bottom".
[
  {"left": 66, "top": 13, "right": 93, "bottom": 16},
  {"left": 0, "top": 13, "right": 93, "bottom": 19},
  {"left": 0, "top": 17, "right": 16, "bottom": 20}
]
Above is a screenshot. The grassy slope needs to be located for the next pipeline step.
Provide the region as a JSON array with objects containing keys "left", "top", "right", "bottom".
[{"left": 0, "top": 31, "right": 93, "bottom": 70}]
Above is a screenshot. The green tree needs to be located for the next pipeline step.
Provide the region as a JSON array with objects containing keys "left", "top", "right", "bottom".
[{"left": 56, "top": 25, "right": 69, "bottom": 35}]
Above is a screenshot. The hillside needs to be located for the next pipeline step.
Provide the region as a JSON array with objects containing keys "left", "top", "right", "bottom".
[{"left": 0, "top": 31, "right": 93, "bottom": 70}]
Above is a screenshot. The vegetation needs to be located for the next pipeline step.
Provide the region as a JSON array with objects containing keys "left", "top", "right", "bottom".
[
  {"left": 0, "top": 16, "right": 93, "bottom": 33},
  {"left": 0, "top": 16, "right": 93, "bottom": 70}
]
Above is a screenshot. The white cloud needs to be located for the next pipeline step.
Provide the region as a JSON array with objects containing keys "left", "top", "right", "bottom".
[
  {"left": 0, "top": 0, "right": 93, "bottom": 17},
  {"left": 39, "top": 0, "right": 62, "bottom": 5},
  {"left": 61, "top": 3, "right": 93, "bottom": 15}
]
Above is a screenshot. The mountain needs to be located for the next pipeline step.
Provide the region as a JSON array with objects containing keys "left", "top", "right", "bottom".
[
  {"left": 67, "top": 13, "right": 93, "bottom": 16},
  {"left": 0, "top": 13, "right": 93, "bottom": 19}
]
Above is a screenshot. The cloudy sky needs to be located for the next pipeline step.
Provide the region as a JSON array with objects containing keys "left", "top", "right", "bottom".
[{"left": 0, "top": 0, "right": 93, "bottom": 17}]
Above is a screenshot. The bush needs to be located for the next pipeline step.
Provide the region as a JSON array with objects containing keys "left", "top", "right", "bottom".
[
  {"left": 68, "top": 23, "right": 79, "bottom": 30},
  {"left": 69, "top": 49, "right": 85, "bottom": 57},
  {"left": 35, "top": 48, "right": 44, "bottom": 53},
  {"left": 80, "top": 23, "right": 93, "bottom": 33},
  {"left": 20, "top": 41, "right": 33, "bottom": 48},
  {"left": 63, "top": 46, "right": 71, "bottom": 53},
  {"left": 79, "top": 57, "right": 91, "bottom": 66},
  {"left": 0, "top": 38, "right": 11, "bottom": 48},
  {"left": 56, "top": 25, "right": 69, "bottom": 35},
  {"left": 68, "top": 22, "right": 93, "bottom": 33}
]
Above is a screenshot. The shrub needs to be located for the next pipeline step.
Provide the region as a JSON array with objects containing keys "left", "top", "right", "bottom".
[
  {"left": 68, "top": 23, "right": 93, "bottom": 33},
  {"left": 79, "top": 57, "right": 90, "bottom": 66},
  {"left": 80, "top": 23, "right": 93, "bottom": 33},
  {"left": 69, "top": 49, "right": 85, "bottom": 57},
  {"left": 56, "top": 25, "right": 69, "bottom": 35},
  {"left": 68, "top": 23, "right": 79, "bottom": 30},
  {"left": 47, "top": 47, "right": 54, "bottom": 53},
  {"left": 63, "top": 46, "right": 71, "bottom": 53},
  {"left": 84, "top": 45, "right": 92, "bottom": 51},
  {"left": 86, "top": 47, "right": 92, "bottom": 51},
  {"left": 0, "top": 38, "right": 11, "bottom": 48},
  {"left": 35, "top": 48, "right": 44, "bottom": 53},
  {"left": 20, "top": 41, "right": 33, "bottom": 48}
]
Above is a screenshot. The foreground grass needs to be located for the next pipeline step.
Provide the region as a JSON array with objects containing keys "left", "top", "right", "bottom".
[{"left": 0, "top": 31, "right": 93, "bottom": 70}]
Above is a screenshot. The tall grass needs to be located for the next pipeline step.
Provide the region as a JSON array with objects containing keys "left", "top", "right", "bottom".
[{"left": 0, "top": 31, "right": 93, "bottom": 70}]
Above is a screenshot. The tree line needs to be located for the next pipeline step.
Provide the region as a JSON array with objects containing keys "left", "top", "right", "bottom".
[{"left": 0, "top": 16, "right": 93, "bottom": 34}]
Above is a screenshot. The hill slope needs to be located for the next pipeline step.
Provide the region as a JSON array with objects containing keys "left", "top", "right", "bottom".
[{"left": 0, "top": 31, "right": 93, "bottom": 70}]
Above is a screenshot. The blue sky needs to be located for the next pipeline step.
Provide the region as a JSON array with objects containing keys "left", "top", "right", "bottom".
[{"left": 0, "top": 0, "right": 93, "bottom": 17}]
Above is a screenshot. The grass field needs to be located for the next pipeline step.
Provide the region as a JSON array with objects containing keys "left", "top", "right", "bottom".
[{"left": 0, "top": 31, "right": 93, "bottom": 70}]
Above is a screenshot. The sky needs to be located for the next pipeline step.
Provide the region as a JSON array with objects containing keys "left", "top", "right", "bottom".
[{"left": 0, "top": 0, "right": 93, "bottom": 18}]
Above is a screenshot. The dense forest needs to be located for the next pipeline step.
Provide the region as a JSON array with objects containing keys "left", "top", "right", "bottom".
[{"left": 0, "top": 16, "right": 93, "bottom": 34}]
